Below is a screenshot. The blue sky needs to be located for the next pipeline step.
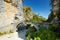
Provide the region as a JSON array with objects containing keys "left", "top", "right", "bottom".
[{"left": 23, "top": 0, "right": 51, "bottom": 18}]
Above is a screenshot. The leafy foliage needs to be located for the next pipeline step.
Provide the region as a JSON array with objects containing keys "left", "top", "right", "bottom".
[
  {"left": 26, "top": 26, "right": 56, "bottom": 40},
  {"left": 23, "top": 6, "right": 46, "bottom": 22},
  {"left": 31, "top": 15, "right": 46, "bottom": 22},
  {"left": 49, "top": 23, "right": 60, "bottom": 38}
]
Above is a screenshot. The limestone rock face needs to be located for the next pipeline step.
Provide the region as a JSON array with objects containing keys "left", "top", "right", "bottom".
[
  {"left": 47, "top": 0, "right": 60, "bottom": 23},
  {"left": 4, "top": 0, "right": 12, "bottom": 3},
  {"left": 23, "top": 6, "right": 34, "bottom": 21},
  {"left": 0, "top": 0, "right": 24, "bottom": 32}
]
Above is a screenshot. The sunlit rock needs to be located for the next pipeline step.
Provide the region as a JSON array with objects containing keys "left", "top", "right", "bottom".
[{"left": 0, "top": 0, "right": 24, "bottom": 32}]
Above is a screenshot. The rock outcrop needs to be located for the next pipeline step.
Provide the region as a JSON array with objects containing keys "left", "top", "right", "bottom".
[
  {"left": 47, "top": 0, "right": 60, "bottom": 23},
  {"left": 0, "top": 0, "right": 24, "bottom": 32},
  {"left": 23, "top": 6, "right": 34, "bottom": 21}
]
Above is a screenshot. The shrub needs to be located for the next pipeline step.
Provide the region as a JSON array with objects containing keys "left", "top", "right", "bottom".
[
  {"left": 49, "top": 24, "right": 55, "bottom": 31},
  {"left": 26, "top": 26, "right": 36, "bottom": 37},
  {"left": 26, "top": 26, "right": 56, "bottom": 40},
  {"left": 49, "top": 24, "right": 60, "bottom": 38},
  {"left": 34, "top": 37, "right": 41, "bottom": 40}
]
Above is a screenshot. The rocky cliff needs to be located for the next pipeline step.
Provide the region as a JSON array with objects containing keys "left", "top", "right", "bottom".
[
  {"left": 47, "top": 0, "right": 60, "bottom": 23},
  {"left": 23, "top": 6, "right": 46, "bottom": 22},
  {"left": 0, "top": 0, "right": 24, "bottom": 32},
  {"left": 23, "top": 6, "right": 34, "bottom": 21}
]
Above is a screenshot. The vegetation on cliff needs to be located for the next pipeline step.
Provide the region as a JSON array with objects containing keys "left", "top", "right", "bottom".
[
  {"left": 31, "top": 14, "right": 46, "bottom": 22},
  {"left": 23, "top": 6, "right": 34, "bottom": 21},
  {"left": 23, "top": 6, "right": 46, "bottom": 22},
  {"left": 26, "top": 26, "right": 56, "bottom": 40},
  {"left": 47, "top": 0, "right": 60, "bottom": 39}
]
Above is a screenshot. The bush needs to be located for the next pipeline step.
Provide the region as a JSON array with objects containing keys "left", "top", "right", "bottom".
[
  {"left": 26, "top": 26, "right": 36, "bottom": 37},
  {"left": 26, "top": 26, "right": 56, "bottom": 40},
  {"left": 49, "top": 24, "right": 60, "bottom": 38},
  {"left": 49, "top": 24, "right": 55, "bottom": 31},
  {"left": 34, "top": 37, "right": 41, "bottom": 40}
]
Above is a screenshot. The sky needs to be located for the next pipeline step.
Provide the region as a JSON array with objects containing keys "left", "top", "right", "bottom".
[{"left": 23, "top": 0, "right": 51, "bottom": 18}]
